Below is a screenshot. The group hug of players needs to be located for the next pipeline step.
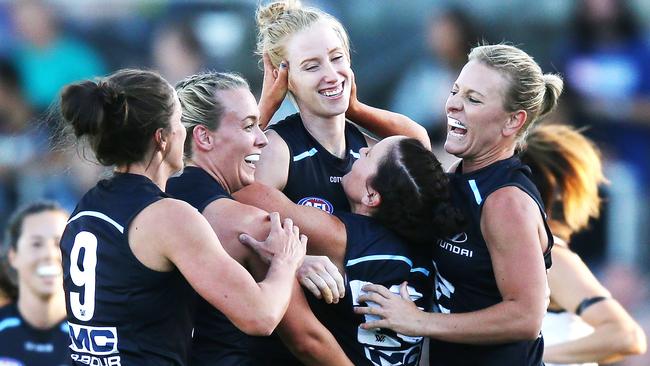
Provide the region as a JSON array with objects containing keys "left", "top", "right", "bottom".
[{"left": 0, "top": 1, "right": 646, "bottom": 365}]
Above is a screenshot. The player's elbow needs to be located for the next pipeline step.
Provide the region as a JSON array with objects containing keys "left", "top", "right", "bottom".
[
  {"left": 614, "top": 323, "right": 647, "bottom": 356},
  {"left": 512, "top": 305, "right": 545, "bottom": 340},
  {"left": 287, "top": 334, "right": 323, "bottom": 362},
  {"left": 237, "top": 313, "right": 280, "bottom": 336}
]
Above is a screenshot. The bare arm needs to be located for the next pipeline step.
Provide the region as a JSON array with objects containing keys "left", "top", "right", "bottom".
[
  {"left": 544, "top": 247, "right": 647, "bottom": 364},
  {"left": 132, "top": 198, "right": 304, "bottom": 336},
  {"left": 346, "top": 70, "right": 431, "bottom": 150},
  {"left": 209, "top": 198, "right": 352, "bottom": 365},
  {"left": 357, "top": 187, "right": 549, "bottom": 344},
  {"left": 258, "top": 53, "right": 288, "bottom": 130},
  {"left": 254, "top": 130, "right": 290, "bottom": 191},
  {"left": 234, "top": 182, "right": 347, "bottom": 270},
  {"left": 275, "top": 281, "right": 353, "bottom": 366}
]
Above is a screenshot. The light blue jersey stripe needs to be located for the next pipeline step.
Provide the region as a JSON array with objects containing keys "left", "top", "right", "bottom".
[
  {"left": 411, "top": 267, "right": 431, "bottom": 276},
  {"left": 346, "top": 254, "right": 413, "bottom": 267},
  {"left": 349, "top": 150, "right": 360, "bottom": 159},
  {"left": 468, "top": 179, "right": 482, "bottom": 205},
  {"left": 67, "top": 211, "right": 124, "bottom": 233},
  {"left": 293, "top": 148, "right": 318, "bottom": 162},
  {"left": 0, "top": 317, "right": 21, "bottom": 333},
  {"left": 60, "top": 322, "right": 69, "bottom": 333}
]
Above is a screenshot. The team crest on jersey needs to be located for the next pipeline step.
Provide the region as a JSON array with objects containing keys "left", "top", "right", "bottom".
[{"left": 297, "top": 197, "right": 334, "bottom": 213}]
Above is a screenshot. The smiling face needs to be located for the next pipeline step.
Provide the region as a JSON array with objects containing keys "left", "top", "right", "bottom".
[
  {"left": 9, "top": 210, "right": 67, "bottom": 301},
  {"left": 285, "top": 20, "right": 352, "bottom": 120},
  {"left": 342, "top": 136, "right": 402, "bottom": 212},
  {"left": 209, "top": 87, "right": 268, "bottom": 191},
  {"left": 444, "top": 60, "right": 514, "bottom": 161}
]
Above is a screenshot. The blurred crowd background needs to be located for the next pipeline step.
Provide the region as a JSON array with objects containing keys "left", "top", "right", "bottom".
[{"left": 0, "top": 0, "right": 649, "bottom": 364}]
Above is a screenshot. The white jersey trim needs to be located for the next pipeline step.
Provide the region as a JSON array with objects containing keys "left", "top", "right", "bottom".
[
  {"left": 67, "top": 211, "right": 125, "bottom": 234},
  {"left": 293, "top": 148, "right": 318, "bottom": 162}
]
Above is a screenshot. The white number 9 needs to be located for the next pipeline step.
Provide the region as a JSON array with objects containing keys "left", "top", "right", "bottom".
[{"left": 69, "top": 231, "right": 98, "bottom": 321}]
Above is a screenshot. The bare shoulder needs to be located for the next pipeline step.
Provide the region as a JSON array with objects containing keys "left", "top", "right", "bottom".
[
  {"left": 256, "top": 129, "right": 290, "bottom": 189},
  {"left": 203, "top": 198, "right": 269, "bottom": 264},
  {"left": 128, "top": 198, "right": 206, "bottom": 271},
  {"left": 483, "top": 186, "right": 539, "bottom": 216},
  {"left": 481, "top": 186, "right": 546, "bottom": 251}
]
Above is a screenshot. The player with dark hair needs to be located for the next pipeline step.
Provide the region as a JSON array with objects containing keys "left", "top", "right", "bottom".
[
  {"left": 58, "top": 68, "right": 305, "bottom": 365},
  {"left": 0, "top": 201, "right": 69, "bottom": 364},
  {"left": 237, "top": 136, "right": 464, "bottom": 365}
]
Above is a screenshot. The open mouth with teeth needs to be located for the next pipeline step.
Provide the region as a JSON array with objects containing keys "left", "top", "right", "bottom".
[
  {"left": 244, "top": 154, "right": 260, "bottom": 168},
  {"left": 37, "top": 264, "right": 61, "bottom": 278},
  {"left": 448, "top": 117, "right": 468, "bottom": 137},
  {"left": 319, "top": 82, "right": 344, "bottom": 98}
]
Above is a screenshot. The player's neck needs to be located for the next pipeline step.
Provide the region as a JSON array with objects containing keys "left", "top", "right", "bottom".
[
  {"left": 17, "top": 289, "right": 66, "bottom": 330},
  {"left": 115, "top": 159, "right": 174, "bottom": 192},
  {"left": 301, "top": 113, "right": 347, "bottom": 158}
]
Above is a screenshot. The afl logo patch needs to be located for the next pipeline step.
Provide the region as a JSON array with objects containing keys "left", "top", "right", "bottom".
[{"left": 298, "top": 197, "right": 334, "bottom": 214}]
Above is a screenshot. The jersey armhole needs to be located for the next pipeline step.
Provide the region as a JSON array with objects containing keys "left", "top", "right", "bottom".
[{"left": 479, "top": 183, "right": 554, "bottom": 267}]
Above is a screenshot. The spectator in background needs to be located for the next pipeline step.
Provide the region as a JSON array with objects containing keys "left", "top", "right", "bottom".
[
  {"left": 558, "top": 0, "right": 650, "bottom": 270},
  {"left": 0, "top": 201, "right": 70, "bottom": 364},
  {"left": 0, "top": 59, "right": 47, "bottom": 228},
  {"left": 390, "top": 8, "right": 480, "bottom": 144},
  {"left": 521, "top": 124, "right": 646, "bottom": 366},
  {"left": 0, "top": 58, "right": 98, "bottom": 225},
  {"left": 560, "top": 0, "right": 650, "bottom": 180},
  {"left": 152, "top": 21, "right": 206, "bottom": 86},
  {"left": 11, "top": 0, "right": 106, "bottom": 112}
]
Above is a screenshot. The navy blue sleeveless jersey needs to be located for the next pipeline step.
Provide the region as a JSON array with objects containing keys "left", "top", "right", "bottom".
[
  {"left": 314, "top": 212, "right": 433, "bottom": 366},
  {"left": 166, "top": 166, "right": 252, "bottom": 366},
  {"left": 0, "top": 303, "right": 69, "bottom": 365},
  {"left": 269, "top": 113, "right": 368, "bottom": 214},
  {"left": 429, "top": 156, "right": 553, "bottom": 366},
  {"left": 60, "top": 173, "right": 195, "bottom": 365},
  {"left": 252, "top": 113, "right": 368, "bottom": 365}
]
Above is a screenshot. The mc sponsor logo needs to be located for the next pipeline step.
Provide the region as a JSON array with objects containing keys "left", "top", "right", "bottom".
[
  {"left": 68, "top": 322, "right": 118, "bottom": 355},
  {"left": 297, "top": 197, "right": 334, "bottom": 214}
]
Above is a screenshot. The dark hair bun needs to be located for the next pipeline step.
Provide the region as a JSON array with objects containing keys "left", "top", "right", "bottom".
[{"left": 59, "top": 69, "right": 174, "bottom": 167}]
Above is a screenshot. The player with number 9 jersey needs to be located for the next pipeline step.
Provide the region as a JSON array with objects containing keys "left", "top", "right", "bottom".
[{"left": 61, "top": 174, "right": 195, "bottom": 366}]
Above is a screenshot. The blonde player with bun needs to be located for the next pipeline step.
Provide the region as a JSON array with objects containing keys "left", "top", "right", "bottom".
[
  {"left": 355, "top": 44, "right": 563, "bottom": 366},
  {"left": 521, "top": 124, "right": 647, "bottom": 366},
  {"left": 236, "top": 1, "right": 433, "bottom": 364}
]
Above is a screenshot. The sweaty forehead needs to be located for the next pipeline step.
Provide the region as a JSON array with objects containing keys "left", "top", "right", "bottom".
[{"left": 285, "top": 21, "right": 344, "bottom": 62}]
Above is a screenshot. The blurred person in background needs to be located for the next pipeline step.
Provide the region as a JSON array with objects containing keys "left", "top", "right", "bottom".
[
  {"left": 11, "top": 0, "right": 106, "bottom": 113},
  {"left": 559, "top": 0, "right": 650, "bottom": 224},
  {"left": 0, "top": 58, "right": 44, "bottom": 228},
  {"left": 0, "top": 201, "right": 69, "bottom": 364},
  {"left": 390, "top": 8, "right": 480, "bottom": 145},
  {"left": 152, "top": 21, "right": 206, "bottom": 86},
  {"left": 0, "top": 57, "right": 97, "bottom": 224},
  {"left": 520, "top": 124, "right": 647, "bottom": 366}
]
